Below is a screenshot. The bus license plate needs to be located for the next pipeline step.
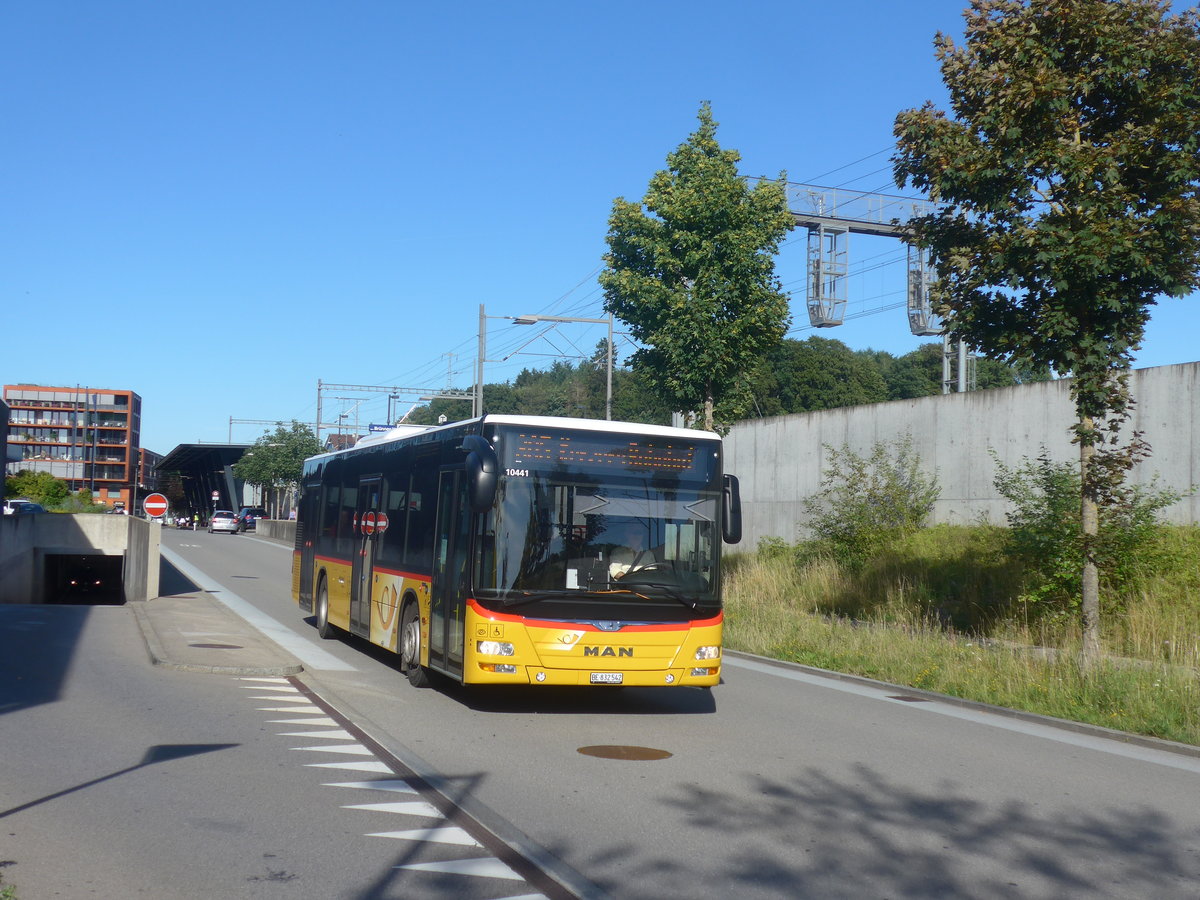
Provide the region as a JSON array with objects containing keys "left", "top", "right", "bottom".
[{"left": 590, "top": 672, "right": 623, "bottom": 685}]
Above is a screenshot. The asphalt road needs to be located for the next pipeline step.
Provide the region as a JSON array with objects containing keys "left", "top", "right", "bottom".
[{"left": 4, "top": 527, "right": 1199, "bottom": 899}]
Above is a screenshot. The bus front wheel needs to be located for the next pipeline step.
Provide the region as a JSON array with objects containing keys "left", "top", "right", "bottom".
[
  {"left": 316, "top": 580, "right": 335, "bottom": 640},
  {"left": 400, "top": 604, "right": 430, "bottom": 688}
]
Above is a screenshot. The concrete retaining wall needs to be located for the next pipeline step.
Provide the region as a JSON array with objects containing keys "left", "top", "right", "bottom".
[
  {"left": 256, "top": 519, "right": 296, "bottom": 547},
  {"left": 0, "top": 514, "right": 161, "bottom": 603},
  {"left": 724, "top": 361, "right": 1200, "bottom": 550}
]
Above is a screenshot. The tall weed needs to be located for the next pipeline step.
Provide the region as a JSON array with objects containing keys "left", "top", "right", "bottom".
[{"left": 801, "top": 435, "right": 939, "bottom": 569}]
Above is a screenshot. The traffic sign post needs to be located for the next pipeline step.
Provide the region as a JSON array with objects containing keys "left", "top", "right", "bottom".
[{"left": 143, "top": 493, "right": 169, "bottom": 520}]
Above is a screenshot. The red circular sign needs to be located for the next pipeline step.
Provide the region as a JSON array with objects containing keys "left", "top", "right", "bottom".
[
  {"left": 362, "top": 511, "right": 377, "bottom": 535},
  {"left": 143, "top": 493, "right": 169, "bottom": 517},
  {"left": 376, "top": 512, "right": 389, "bottom": 534}
]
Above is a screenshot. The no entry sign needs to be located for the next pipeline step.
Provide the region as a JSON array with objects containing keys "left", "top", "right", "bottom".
[{"left": 143, "top": 493, "right": 169, "bottom": 518}]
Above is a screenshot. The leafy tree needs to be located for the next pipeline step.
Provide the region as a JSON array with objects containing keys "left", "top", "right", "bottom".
[
  {"left": 893, "top": 0, "right": 1200, "bottom": 664},
  {"left": 600, "top": 103, "right": 794, "bottom": 432},
  {"left": 5, "top": 469, "right": 70, "bottom": 507},
  {"left": 232, "top": 421, "right": 322, "bottom": 515},
  {"left": 752, "top": 337, "right": 889, "bottom": 416}
]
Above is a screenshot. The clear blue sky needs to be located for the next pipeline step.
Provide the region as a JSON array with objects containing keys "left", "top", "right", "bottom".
[{"left": 4, "top": 1, "right": 1196, "bottom": 455}]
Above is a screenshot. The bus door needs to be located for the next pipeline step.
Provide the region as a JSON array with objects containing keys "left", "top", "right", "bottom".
[
  {"left": 350, "top": 476, "right": 382, "bottom": 638},
  {"left": 430, "top": 470, "right": 470, "bottom": 677},
  {"left": 296, "top": 479, "right": 321, "bottom": 612}
]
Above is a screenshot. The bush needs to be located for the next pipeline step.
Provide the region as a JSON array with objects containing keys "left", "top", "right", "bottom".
[
  {"left": 5, "top": 469, "right": 70, "bottom": 507},
  {"left": 801, "top": 436, "right": 940, "bottom": 569},
  {"left": 992, "top": 449, "right": 1186, "bottom": 620}
]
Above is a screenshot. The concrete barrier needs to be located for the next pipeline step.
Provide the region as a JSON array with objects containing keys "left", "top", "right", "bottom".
[
  {"left": 256, "top": 519, "right": 296, "bottom": 547},
  {"left": 0, "top": 514, "right": 161, "bottom": 603},
  {"left": 724, "top": 361, "right": 1200, "bottom": 549}
]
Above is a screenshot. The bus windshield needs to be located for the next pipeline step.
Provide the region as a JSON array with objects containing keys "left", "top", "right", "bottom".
[{"left": 474, "top": 475, "right": 720, "bottom": 614}]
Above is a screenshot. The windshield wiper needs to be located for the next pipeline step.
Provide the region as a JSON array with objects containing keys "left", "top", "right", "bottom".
[{"left": 611, "top": 577, "right": 699, "bottom": 610}]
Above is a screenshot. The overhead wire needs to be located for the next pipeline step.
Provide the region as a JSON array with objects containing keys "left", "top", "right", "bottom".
[{"left": 370, "top": 147, "right": 918, "bottom": 401}]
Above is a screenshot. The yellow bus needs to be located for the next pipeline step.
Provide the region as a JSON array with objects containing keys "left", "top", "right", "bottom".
[{"left": 292, "top": 415, "right": 742, "bottom": 689}]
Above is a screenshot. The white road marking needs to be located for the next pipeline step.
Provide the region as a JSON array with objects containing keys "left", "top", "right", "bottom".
[
  {"left": 305, "top": 760, "right": 394, "bottom": 773},
  {"left": 271, "top": 717, "right": 339, "bottom": 726},
  {"left": 348, "top": 800, "right": 444, "bottom": 818},
  {"left": 397, "top": 858, "right": 525, "bottom": 880},
  {"left": 279, "top": 729, "right": 355, "bottom": 739},
  {"left": 293, "top": 743, "right": 375, "bottom": 756},
  {"left": 369, "top": 826, "right": 481, "bottom": 847},
  {"left": 160, "top": 544, "right": 356, "bottom": 671},
  {"left": 324, "top": 780, "right": 419, "bottom": 794},
  {"left": 249, "top": 694, "right": 311, "bottom": 702},
  {"left": 257, "top": 705, "right": 324, "bottom": 713}
]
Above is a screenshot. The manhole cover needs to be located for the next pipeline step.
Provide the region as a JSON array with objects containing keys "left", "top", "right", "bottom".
[
  {"left": 189, "top": 642, "right": 244, "bottom": 650},
  {"left": 577, "top": 745, "right": 672, "bottom": 761}
]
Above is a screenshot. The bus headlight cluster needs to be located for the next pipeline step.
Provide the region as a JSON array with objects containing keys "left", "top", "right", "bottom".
[
  {"left": 477, "top": 640, "right": 515, "bottom": 656},
  {"left": 694, "top": 645, "right": 720, "bottom": 660},
  {"left": 691, "top": 667, "right": 717, "bottom": 677}
]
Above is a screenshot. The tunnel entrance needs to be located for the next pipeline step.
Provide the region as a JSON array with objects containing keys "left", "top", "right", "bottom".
[{"left": 43, "top": 554, "right": 125, "bottom": 605}]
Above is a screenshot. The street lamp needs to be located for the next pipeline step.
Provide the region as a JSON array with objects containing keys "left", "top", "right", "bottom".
[{"left": 512, "top": 314, "right": 614, "bottom": 420}]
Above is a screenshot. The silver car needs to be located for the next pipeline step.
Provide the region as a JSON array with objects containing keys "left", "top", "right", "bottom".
[{"left": 208, "top": 510, "right": 239, "bottom": 534}]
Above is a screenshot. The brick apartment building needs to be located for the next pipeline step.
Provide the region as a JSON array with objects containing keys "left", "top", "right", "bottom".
[{"left": 3, "top": 384, "right": 156, "bottom": 510}]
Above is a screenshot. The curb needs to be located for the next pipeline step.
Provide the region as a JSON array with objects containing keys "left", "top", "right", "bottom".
[{"left": 130, "top": 599, "right": 304, "bottom": 677}]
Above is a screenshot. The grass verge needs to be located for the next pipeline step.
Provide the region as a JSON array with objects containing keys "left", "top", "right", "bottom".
[{"left": 723, "top": 526, "right": 1200, "bottom": 746}]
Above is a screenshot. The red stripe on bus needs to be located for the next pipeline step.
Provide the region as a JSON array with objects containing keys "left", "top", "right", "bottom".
[
  {"left": 467, "top": 597, "right": 721, "bottom": 631},
  {"left": 372, "top": 566, "right": 431, "bottom": 582}
]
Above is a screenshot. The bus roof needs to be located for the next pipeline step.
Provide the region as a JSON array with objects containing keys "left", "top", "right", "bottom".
[{"left": 306, "top": 415, "right": 721, "bottom": 463}]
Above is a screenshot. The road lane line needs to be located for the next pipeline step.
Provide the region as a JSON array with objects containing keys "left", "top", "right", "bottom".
[{"left": 160, "top": 545, "right": 356, "bottom": 671}]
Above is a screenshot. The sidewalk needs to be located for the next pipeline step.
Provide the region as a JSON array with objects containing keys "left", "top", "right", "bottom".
[{"left": 130, "top": 592, "right": 303, "bottom": 677}]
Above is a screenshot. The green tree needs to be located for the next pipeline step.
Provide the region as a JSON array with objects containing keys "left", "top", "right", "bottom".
[
  {"left": 5, "top": 469, "right": 70, "bottom": 507},
  {"left": 600, "top": 103, "right": 794, "bottom": 432},
  {"left": 893, "top": 0, "right": 1200, "bottom": 664},
  {"left": 232, "top": 421, "right": 322, "bottom": 515},
  {"left": 752, "top": 337, "right": 889, "bottom": 416}
]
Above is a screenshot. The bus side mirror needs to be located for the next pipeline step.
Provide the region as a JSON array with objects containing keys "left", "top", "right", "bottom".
[
  {"left": 461, "top": 435, "right": 498, "bottom": 513},
  {"left": 722, "top": 474, "right": 742, "bottom": 544}
]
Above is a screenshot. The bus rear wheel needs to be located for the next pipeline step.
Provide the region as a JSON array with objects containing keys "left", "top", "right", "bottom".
[
  {"left": 400, "top": 604, "right": 430, "bottom": 688},
  {"left": 316, "top": 580, "right": 335, "bottom": 640}
]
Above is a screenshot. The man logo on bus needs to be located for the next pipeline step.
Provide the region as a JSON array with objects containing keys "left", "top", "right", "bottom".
[{"left": 583, "top": 646, "right": 634, "bottom": 657}]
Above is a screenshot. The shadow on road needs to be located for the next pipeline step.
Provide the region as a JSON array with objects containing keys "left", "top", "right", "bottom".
[{"left": 601, "top": 762, "right": 1200, "bottom": 899}]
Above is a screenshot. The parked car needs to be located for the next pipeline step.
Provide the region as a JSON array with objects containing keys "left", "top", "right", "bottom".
[
  {"left": 208, "top": 510, "right": 239, "bottom": 534},
  {"left": 235, "top": 506, "right": 269, "bottom": 533},
  {"left": 3, "top": 499, "right": 46, "bottom": 515}
]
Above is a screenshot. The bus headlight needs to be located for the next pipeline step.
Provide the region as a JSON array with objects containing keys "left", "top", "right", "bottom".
[
  {"left": 694, "top": 645, "right": 720, "bottom": 660},
  {"left": 477, "top": 640, "right": 515, "bottom": 656}
]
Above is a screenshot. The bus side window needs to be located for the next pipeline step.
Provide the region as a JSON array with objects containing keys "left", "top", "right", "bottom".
[
  {"left": 378, "top": 475, "right": 408, "bottom": 568},
  {"left": 337, "top": 474, "right": 358, "bottom": 558},
  {"left": 406, "top": 451, "right": 438, "bottom": 571},
  {"left": 321, "top": 484, "right": 341, "bottom": 539}
]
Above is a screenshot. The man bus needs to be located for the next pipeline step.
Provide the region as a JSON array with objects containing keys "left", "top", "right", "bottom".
[{"left": 292, "top": 414, "right": 741, "bottom": 689}]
